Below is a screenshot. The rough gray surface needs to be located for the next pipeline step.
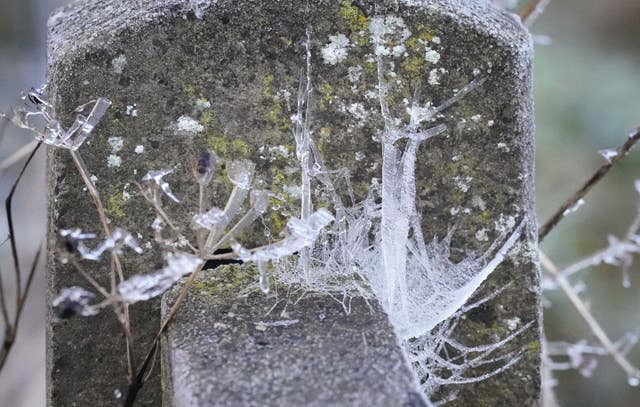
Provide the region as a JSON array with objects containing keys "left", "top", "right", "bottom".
[
  {"left": 46, "top": 0, "right": 540, "bottom": 405},
  {"left": 162, "top": 265, "right": 422, "bottom": 407}
]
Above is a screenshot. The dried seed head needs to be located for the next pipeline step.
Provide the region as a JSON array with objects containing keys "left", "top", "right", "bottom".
[{"left": 195, "top": 150, "right": 220, "bottom": 185}]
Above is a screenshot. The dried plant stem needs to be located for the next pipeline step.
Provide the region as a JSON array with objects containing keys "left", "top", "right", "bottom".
[
  {"left": 519, "top": 0, "right": 552, "bottom": 26},
  {"left": 69, "top": 150, "right": 136, "bottom": 379},
  {"left": 0, "top": 142, "right": 43, "bottom": 372},
  {"left": 70, "top": 259, "right": 110, "bottom": 298},
  {"left": 540, "top": 251, "right": 639, "bottom": 379},
  {"left": 0, "top": 140, "right": 39, "bottom": 179},
  {"left": 539, "top": 128, "right": 640, "bottom": 242}
]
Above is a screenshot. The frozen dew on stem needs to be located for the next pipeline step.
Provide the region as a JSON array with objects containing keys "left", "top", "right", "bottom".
[
  {"left": 141, "top": 169, "right": 180, "bottom": 203},
  {"left": 117, "top": 252, "right": 203, "bottom": 303},
  {"left": 74, "top": 228, "right": 143, "bottom": 261},
  {"left": 1, "top": 84, "right": 112, "bottom": 150},
  {"left": 226, "top": 159, "right": 256, "bottom": 189},
  {"left": 192, "top": 207, "right": 226, "bottom": 230},
  {"left": 598, "top": 148, "right": 618, "bottom": 163},
  {"left": 563, "top": 198, "right": 585, "bottom": 217},
  {"left": 59, "top": 228, "right": 96, "bottom": 261},
  {"left": 52, "top": 287, "right": 98, "bottom": 319},
  {"left": 232, "top": 208, "right": 335, "bottom": 293}
]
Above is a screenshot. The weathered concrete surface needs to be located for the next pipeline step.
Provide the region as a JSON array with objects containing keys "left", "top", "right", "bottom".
[
  {"left": 46, "top": 0, "right": 540, "bottom": 405},
  {"left": 161, "top": 265, "right": 422, "bottom": 407}
]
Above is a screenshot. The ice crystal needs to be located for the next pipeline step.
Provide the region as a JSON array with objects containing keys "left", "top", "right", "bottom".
[
  {"left": 76, "top": 228, "right": 143, "bottom": 261},
  {"left": 117, "top": 252, "right": 203, "bottom": 303},
  {"left": 233, "top": 208, "right": 334, "bottom": 293},
  {"left": 563, "top": 198, "right": 585, "bottom": 216},
  {"left": 226, "top": 159, "right": 255, "bottom": 189},
  {"left": 233, "top": 209, "right": 334, "bottom": 263},
  {"left": 141, "top": 169, "right": 180, "bottom": 203},
  {"left": 52, "top": 287, "right": 98, "bottom": 319},
  {"left": 192, "top": 207, "right": 226, "bottom": 230},
  {"left": 1, "top": 86, "right": 111, "bottom": 150}
]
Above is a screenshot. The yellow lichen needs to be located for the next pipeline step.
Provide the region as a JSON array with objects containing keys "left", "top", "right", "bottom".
[
  {"left": 341, "top": 0, "right": 369, "bottom": 32},
  {"left": 262, "top": 74, "right": 275, "bottom": 98},
  {"left": 107, "top": 193, "right": 126, "bottom": 218},
  {"left": 183, "top": 84, "right": 196, "bottom": 98}
]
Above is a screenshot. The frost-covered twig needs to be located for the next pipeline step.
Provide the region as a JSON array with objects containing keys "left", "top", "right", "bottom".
[
  {"left": 540, "top": 251, "right": 640, "bottom": 384},
  {"left": 518, "top": 0, "right": 552, "bottom": 27},
  {"left": 539, "top": 128, "right": 640, "bottom": 242},
  {"left": 5, "top": 88, "right": 139, "bottom": 380}
]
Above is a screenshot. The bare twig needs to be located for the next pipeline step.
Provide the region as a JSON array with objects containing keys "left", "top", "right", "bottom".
[
  {"left": 5, "top": 142, "right": 41, "bottom": 306},
  {"left": 0, "top": 140, "right": 39, "bottom": 179},
  {"left": 519, "top": 0, "right": 552, "bottom": 26},
  {"left": 540, "top": 251, "right": 639, "bottom": 380},
  {"left": 539, "top": 128, "right": 640, "bottom": 242},
  {"left": 0, "top": 141, "right": 43, "bottom": 372}
]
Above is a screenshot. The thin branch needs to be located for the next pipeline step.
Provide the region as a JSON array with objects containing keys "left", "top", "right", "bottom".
[
  {"left": 540, "top": 251, "right": 639, "bottom": 380},
  {"left": 5, "top": 142, "right": 41, "bottom": 309},
  {"left": 519, "top": 0, "right": 552, "bottom": 26},
  {"left": 14, "top": 244, "right": 43, "bottom": 326},
  {"left": 0, "top": 140, "right": 39, "bottom": 179},
  {"left": 539, "top": 128, "right": 640, "bottom": 242},
  {"left": 0, "top": 141, "right": 42, "bottom": 373}
]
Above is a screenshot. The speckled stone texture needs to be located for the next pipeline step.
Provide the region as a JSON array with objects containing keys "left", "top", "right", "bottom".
[
  {"left": 161, "top": 265, "right": 422, "bottom": 407},
  {"left": 47, "top": 0, "right": 540, "bottom": 406}
]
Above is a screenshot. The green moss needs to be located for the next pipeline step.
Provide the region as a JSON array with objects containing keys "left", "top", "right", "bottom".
[{"left": 190, "top": 264, "right": 259, "bottom": 300}]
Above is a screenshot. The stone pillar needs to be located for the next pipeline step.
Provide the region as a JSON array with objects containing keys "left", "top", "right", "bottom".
[
  {"left": 47, "top": 0, "right": 540, "bottom": 405},
  {"left": 161, "top": 265, "right": 421, "bottom": 407}
]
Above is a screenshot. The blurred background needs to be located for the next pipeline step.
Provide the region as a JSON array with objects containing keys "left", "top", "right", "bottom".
[{"left": 0, "top": 0, "right": 639, "bottom": 405}]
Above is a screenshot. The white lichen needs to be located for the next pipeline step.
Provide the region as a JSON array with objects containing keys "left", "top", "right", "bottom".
[
  {"left": 108, "top": 136, "right": 124, "bottom": 152},
  {"left": 171, "top": 115, "right": 204, "bottom": 136},
  {"left": 111, "top": 54, "right": 127, "bottom": 74},
  {"left": 107, "top": 154, "right": 122, "bottom": 168},
  {"left": 425, "top": 47, "right": 441, "bottom": 64},
  {"left": 126, "top": 104, "right": 138, "bottom": 117},
  {"left": 321, "top": 34, "right": 350, "bottom": 65}
]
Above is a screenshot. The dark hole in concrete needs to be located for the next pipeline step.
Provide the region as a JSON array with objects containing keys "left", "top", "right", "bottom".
[{"left": 203, "top": 248, "right": 243, "bottom": 270}]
